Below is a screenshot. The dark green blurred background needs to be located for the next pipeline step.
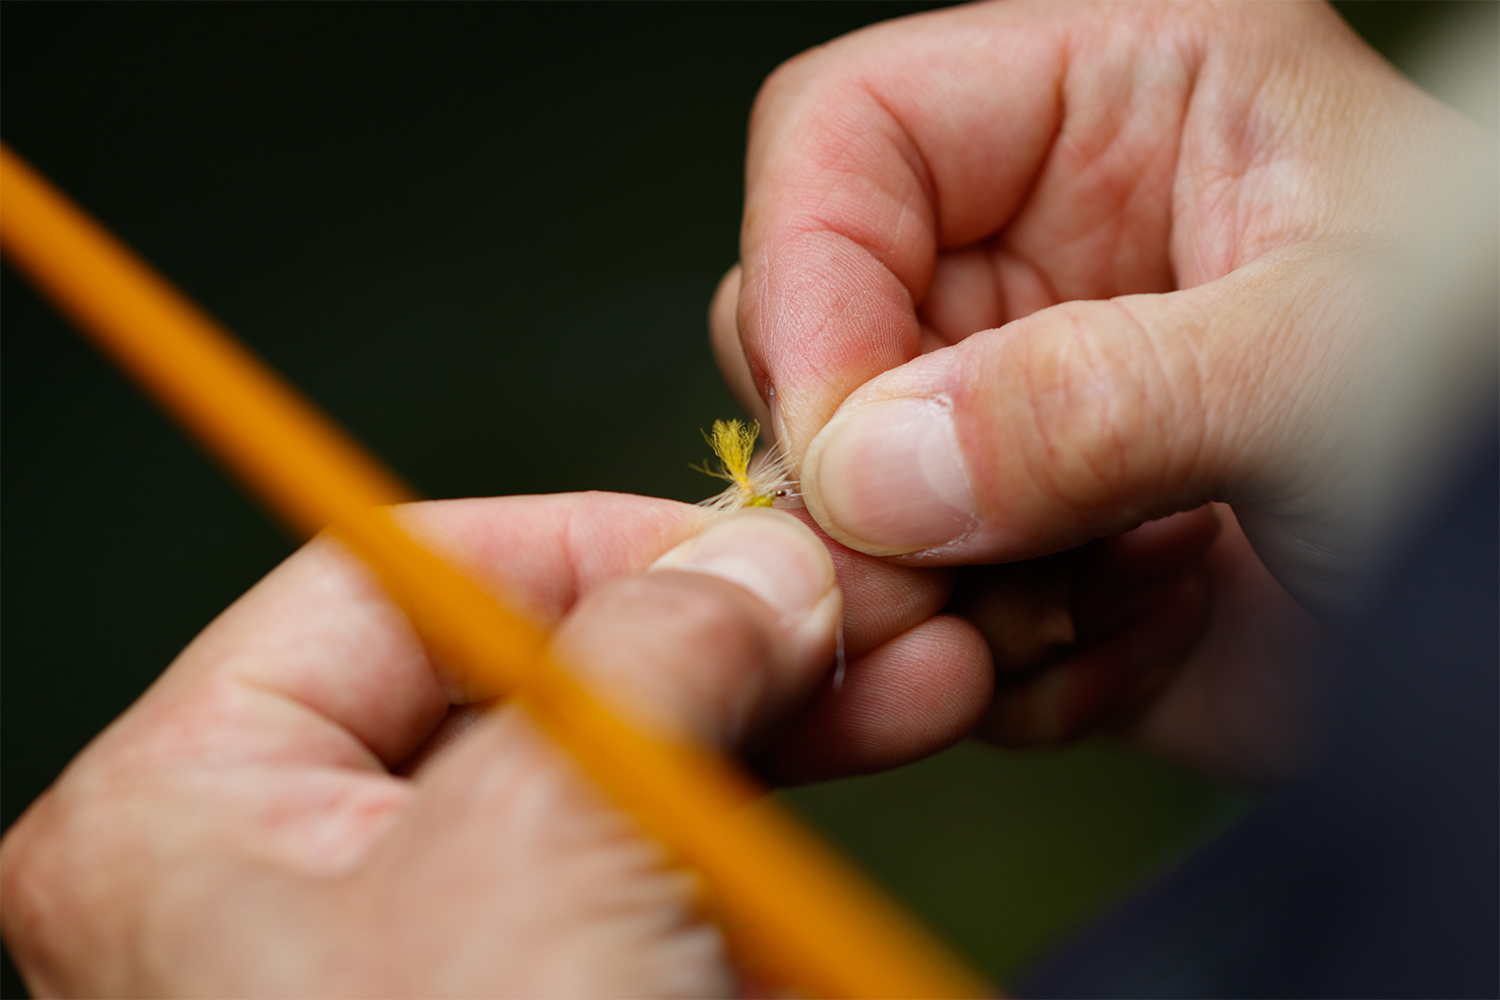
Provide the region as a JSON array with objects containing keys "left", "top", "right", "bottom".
[{"left": 1, "top": 3, "right": 1482, "bottom": 995}]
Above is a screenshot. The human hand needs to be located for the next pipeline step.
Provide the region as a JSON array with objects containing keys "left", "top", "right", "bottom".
[
  {"left": 0, "top": 494, "right": 990, "bottom": 997},
  {"left": 711, "top": 1, "right": 1496, "bottom": 781}
]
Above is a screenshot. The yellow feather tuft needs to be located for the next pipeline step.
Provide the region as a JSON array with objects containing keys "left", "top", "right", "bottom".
[
  {"left": 690, "top": 418, "right": 798, "bottom": 511},
  {"left": 711, "top": 418, "right": 759, "bottom": 482}
]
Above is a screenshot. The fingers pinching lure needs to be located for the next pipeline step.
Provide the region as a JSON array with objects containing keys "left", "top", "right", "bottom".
[
  {"left": 692, "top": 418, "right": 798, "bottom": 511},
  {"left": 693, "top": 418, "right": 842, "bottom": 686}
]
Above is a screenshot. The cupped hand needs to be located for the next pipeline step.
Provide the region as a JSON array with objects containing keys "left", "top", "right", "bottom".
[
  {"left": 0, "top": 493, "right": 991, "bottom": 997},
  {"left": 711, "top": 0, "right": 1494, "bottom": 779}
]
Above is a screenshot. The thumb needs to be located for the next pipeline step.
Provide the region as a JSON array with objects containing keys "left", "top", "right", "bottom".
[
  {"left": 336, "top": 511, "right": 841, "bottom": 997},
  {"left": 799, "top": 245, "right": 1364, "bottom": 573},
  {"left": 552, "top": 507, "right": 843, "bottom": 749}
]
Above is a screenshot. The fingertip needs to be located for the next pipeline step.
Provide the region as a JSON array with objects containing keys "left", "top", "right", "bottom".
[
  {"left": 802, "top": 394, "right": 979, "bottom": 557},
  {"left": 758, "top": 614, "right": 993, "bottom": 783},
  {"left": 650, "top": 508, "right": 837, "bottom": 622},
  {"left": 650, "top": 509, "right": 844, "bottom": 721}
]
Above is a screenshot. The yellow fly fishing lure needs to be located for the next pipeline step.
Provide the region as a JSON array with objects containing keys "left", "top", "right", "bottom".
[
  {"left": 691, "top": 418, "right": 798, "bottom": 511},
  {"left": 693, "top": 418, "right": 842, "bottom": 689}
]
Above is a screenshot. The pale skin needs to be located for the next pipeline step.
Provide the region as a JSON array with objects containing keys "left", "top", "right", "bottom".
[
  {"left": 0, "top": 496, "right": 991, "bottom": 997},
  {"left": 4, "top": 1, "right": 1494, "bottom": 995},
  {"left": 714, "top": 0, "right": 1492, "bottom": 781}
]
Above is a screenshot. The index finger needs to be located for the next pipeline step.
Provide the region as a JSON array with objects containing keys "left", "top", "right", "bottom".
[
  {"left": 736, "top": 1, "right": 1216, "bottom": 459},
  {"left": 737, "top": 2, "right": 1065, "bottom": 457},
  {"left": 111, "top": 492, "right": 957, "bottom": 776}
]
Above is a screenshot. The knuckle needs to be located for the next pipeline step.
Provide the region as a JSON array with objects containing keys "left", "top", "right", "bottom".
[
  {"left": 750, "top": 49, "right": 823, "bottom": 136},
  {"left": 0, "top": 815, "right": 38, "bottom": 928},
  {"left": 759, "top": 44, "right": 824, "bottom": 100},
  {"left": 1013, "top": 299, "right": 1195, "bottom": 519},
  {"left": 0, "top": 799, "right": 77, "bottom": 987}
]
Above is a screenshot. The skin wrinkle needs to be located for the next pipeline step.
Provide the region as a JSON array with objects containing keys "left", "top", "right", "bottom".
[
  {"left": 1274, "top": 42, "right": 1387, "bottom": 227},
  {"left": 962, "top": 17, "right": 1179, "bottom": 319},
  {"left": 956, "top": 38, "right": 1069, "bottom": 317},
  {"left": 859, "top": 21, "right": 994, "bottom": 243},
  {"left": 1109, "top": 294, "right": 1206, "bottom": 502},
  {"left": 855, "top": 80, "right": 939, "bottom": 266},
  {"left": 1050, "top": 29, "right": 1150, "bottom": 260},
  {"left": 1174, "top": 33, "right": 1283, "bottom": 280},
  {"left": 1086, "top": 307, "right": 1160, "bottom": 515},
  {"left": 130, "top": 681, "right": 357, "bottom": 777},
  {"left": 557, "top": 495, "right": 601, "bottom": 619},
  {"left": 779, "top": 85, "right": 935, "bottom": 282},
  {"left": 1014, "top": 305, "right": 1135, "bottom": 525},
  {"left": 1060, "top": 314, "right": 1131, "bottom": 514},
  {"left": 215, "top": 767, "right": 407, "bottom": 875},
  {"left": 1111, "top": 41, "right": 1196, "bottom": 290},
  {"left": 764, "top": 253, "right": 857, "bottom": 371},
  {"left": 1177, "top": 37, "right": 1335, "bottom": 282},
  {"left": 1011, "top": 325, "right": 1057, "bottom": 534},
  {"left": 202, "top": 549, "right": 436, "bottom": 763},
  {"left": 762, "top": 236, "right": 919, "bottom": 412},
  {"left": 1139, "top": 291, "right": 1215, "bottom": 496},
  {"left": 1218, "top": 263, "right": 1303, "bottom": 479},
  {"left": 777, "top": 241, "right": 924, "bottom": 371},
  {"left": 797, "top": 165, "right": 927, "bottom": 282},
  {"left": 222, "top": 676, "right": 390, "bottom": 772},
  {"left": 1142, "top": 9, "right": 1203, "bottom": 293},
  {"left": 1055, "top": 36, "right": 1142, "bottom": 186},
  {"left": 1119, "top": 312, "right": 1179, "bottom": 503},
  {"left": 996, "top": 19, "right": 1188, "bottom": 303},
  {"left": 994, "top": 243, "right": 1063, "bottom": 326}
]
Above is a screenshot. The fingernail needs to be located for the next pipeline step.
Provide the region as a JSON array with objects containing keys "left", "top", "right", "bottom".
[
  {"left": 651, "top": 508, "right": 835, "bottom": 617},
  {"left": 767, "top": 382, "right": 784, "bottom": 443},
  {"left": 803, "top": 397, "right": 976, "bottom": 555}
]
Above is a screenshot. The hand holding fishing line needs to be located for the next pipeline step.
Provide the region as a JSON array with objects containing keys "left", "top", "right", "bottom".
[
  {"left": 1, "top": 494, "right": 992, "bottom": 997},
  {"left": 0, "top": 145, "right": 989, "bottom": 997},
  {"left": 2, "top": 0, "right": 1493, "bottom": 995},
  {"left": 713, "top": 0, "right": 1495, "bottom": 784}
]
